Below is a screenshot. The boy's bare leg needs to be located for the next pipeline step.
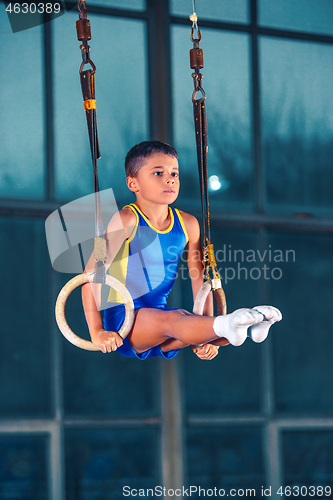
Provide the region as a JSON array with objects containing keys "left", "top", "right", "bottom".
[
  {"left": 127, "top": 307, "right": 264, "bottom": 353},
  {"left": 160, "top": 335, "right": 230, "bottom": 353}
]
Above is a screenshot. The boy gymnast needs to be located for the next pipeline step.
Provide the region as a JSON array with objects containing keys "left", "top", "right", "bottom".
[{"left": 82, "top": 141, "right": 282, "bottom": 360}]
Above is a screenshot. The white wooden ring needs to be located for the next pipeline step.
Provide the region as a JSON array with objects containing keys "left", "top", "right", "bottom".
[
  {"left": 193, "top": 280, "right": 227, "bottom": 316},
  {"left": 55, "top": 273, "right": 135, "bottom": 351}
]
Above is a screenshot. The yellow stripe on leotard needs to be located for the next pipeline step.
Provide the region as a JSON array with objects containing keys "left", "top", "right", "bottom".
[
  {"left": 174, "top": 208, "right": 189, "bottom": 244},
  {"left": 130, "top": 203, "right": 175, "bottom": 234},
  {"left": 107, "top": 206, "right": 139, "bottom": 303}
]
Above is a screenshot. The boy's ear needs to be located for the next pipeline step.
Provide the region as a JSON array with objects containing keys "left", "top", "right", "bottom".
[{"left": 126, "top": 176, "right": 139, "bottom": 193}]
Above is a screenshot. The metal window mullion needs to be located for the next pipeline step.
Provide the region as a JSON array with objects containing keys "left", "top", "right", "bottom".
[
  {"left": 188, "top": 415, "right": 266, "bottom": 425},
  {"left": 49, "top": 424, "right": 66, "bottom": 500},
  {"left": 146, "top": 0, "right": 183, "bottom": 491},
  {"left": 250, "top": 0, "right": 281, "bottom": 492},
  {"left": 1, "top": 201, "right": 333, "bottom": 233},
  {"left": 264, "top": 423, "right": 282, "bottom": 500},
  {"left": 43, "top": 18, "right": 55, "bottom": 202},
  {"left": 63, "top": 418, "right": 162, "bottom": 427},
  {"left": 146, "top": 0, "right": 173, "bottom": 143},
  {"left": 3, "top": 415, "right": 333, "bottom": 433},
  {"left": 50, "top": 272, "right": 64, "bottom": 422},
  {"left": 160, "top": 358, "right": 184, "bottom": 498},
  {"left": 160, "top": 269, "right": 184, "bottom": 493},
  {"left": 257, "top": 231, "right": 282, "bottom": 495},
  {"left": 258, "top": 228, "right": 274, "bottom": 416},
  {"left": 50, "top": 266, "right": 65, "bottom": 500},
  {"left": 275, "top": 417, "right": 333, "bottom": 429},
  {"left": 63, "top": 2, "right": 147, "bottom": 20},
  {"left": 0, "top": 421, "right": 58, "bottom": 433},
  {"left": 250, "top": 0, "right": 265, "bottom": 214},
  {"left": 170, "top": 15, "right": 333, "bottom": 46},
  {"left": 44, "top": 17, "right": 65, "bottom": 500}
]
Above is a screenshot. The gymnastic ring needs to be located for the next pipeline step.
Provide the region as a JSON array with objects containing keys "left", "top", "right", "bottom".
[
  {"left": 55, "top": 273, "right": 135, "bottom": 351},
  {"left": 193, "top": 280, "right": 227, "bottom": 316}
]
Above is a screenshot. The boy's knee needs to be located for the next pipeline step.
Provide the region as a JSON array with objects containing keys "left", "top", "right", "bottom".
[{"left": 163, "top": 309, "right": 187, "bottom": 335}]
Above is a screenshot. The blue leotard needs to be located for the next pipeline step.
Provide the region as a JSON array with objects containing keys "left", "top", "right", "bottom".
[{"left": 103, "top": 203, "right": 189, "bottom": 359}]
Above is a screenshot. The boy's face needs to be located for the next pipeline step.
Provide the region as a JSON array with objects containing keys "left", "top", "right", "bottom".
[{"left": 127, "top": 153, "right": 180, "bottom": 205}]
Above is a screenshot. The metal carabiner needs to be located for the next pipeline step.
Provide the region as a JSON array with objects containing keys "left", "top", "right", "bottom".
[
  {"left": 191, "top": 71, "right": 206, "bottom": 102},
  {"left": 79, "top": 42, "right": 96, "bottom": 74}
]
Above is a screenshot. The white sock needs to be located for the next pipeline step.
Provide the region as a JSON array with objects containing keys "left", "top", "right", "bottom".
[
  {"left": 213, "top": 308, "right": 264, "bottom": 346},
  {"left": 248, "top": 306, "right": 282, "bottom": 343}
]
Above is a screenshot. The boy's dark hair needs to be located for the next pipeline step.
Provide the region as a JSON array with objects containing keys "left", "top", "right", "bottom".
[{"left": 125, "top": 141, "right": 178, "bottom": 177}]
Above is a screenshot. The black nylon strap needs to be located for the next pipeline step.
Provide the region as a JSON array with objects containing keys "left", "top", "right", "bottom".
[
  {"left": 80, "top": 70, "right": 101, "bottom": 169},
  {"left": 200, "top": 97, "right": 210, "bottom": 244},
  {"left": 190, "top": 17, "right": 224, "bottom": 296},
  {"left": 193, "top": 97, "right": 211, "bottom": 248},
  {"left": 80, "top": 69, "right": 103, "bottom": 239},
  {"left": 80, "top": 69, "right": 106, "bottom": 283}
]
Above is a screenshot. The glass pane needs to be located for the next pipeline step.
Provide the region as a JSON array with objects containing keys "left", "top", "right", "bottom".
[
  {"left": 170, "top": 0, "right": 249, "bottom": 24},
  {"left": 268, "top": 232, "right": 333, "bottom": 413},
  {"left": 259, "top": 0, "right": 333, "bottom": 36},
  {"left": 260, "top": 37, "right": 333, "bottom": 216},
  {"left": 172, "top": 27, "right": 253, "bottom": 211},
  {"left": 0, "top": 8, "right": 44, "bottom": 199},
  {"left": 180, "top": 229, "right": 262, "bottom": 414},
  {"left": 60, "top": 273, "right": 160, "bottom": 417},
  {"left": 53, "top": 13, "right": 148, "bottom": 201},
  {"left": 282, "top": 431, "right": 333, "bottom": 493},
  {"left": 0, "top": 435, "right": 48, "bottom": 500},
  {"left": 186, "top": 427, "right": 264, "bottom": 491},
  {"left": 85, "top": 0, "right": 145, "bottom": 9},
  {"left": 65, "top": 428, "right": 159, "bottom": 499},
  {"left": 0, "top": 218, "right": 52, "bottom": 417}
]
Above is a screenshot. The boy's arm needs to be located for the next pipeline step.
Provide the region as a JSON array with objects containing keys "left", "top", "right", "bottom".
[
  {"left": 81, "top": 207, "right": 136, "bottom": 352},
  {"left": 180, "top": 212, "right": 213, "bottom": 316},
  {"left": 181, "top": 212, "right": 221, "bottom": 360}
]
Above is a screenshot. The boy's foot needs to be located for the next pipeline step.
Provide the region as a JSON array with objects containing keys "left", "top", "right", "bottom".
[
  {"left": 248, "top": 306, "right": 282, "bottom": 343},
  {"left": 213, "top": 308, "right": 265, "bottom": 346}
]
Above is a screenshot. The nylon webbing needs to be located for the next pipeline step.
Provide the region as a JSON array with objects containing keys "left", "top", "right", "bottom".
[
  {"left": 193, "top": 97, "right": 210, "bottom": 246},
  {"left": 77, "top": 1, "right": 106, "bottom": 283},
  {"left": 190, "top": 9, "right": 221, "bottom": 284}
]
